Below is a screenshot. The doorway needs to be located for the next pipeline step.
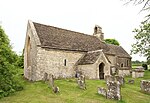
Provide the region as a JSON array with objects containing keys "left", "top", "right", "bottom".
[{"left": 99, "top": 63, "right": 105, "bottom": 79}]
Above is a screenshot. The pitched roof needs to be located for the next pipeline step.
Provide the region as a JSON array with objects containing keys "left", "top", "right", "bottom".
[
  {"left": 77, "top": 44, "right": 131, "bottom": 65},
  {"left": 104, "top": 44, "right": 131, "bottom": 58},
  {"left": 32, "top": 21, "right": 131, "bottom": 60},
  {"left": 33, "top": 22, "right": 108, "bottom": 52},
  {"left": 78, "top": 51, "right": 101, "bottom": 65}
]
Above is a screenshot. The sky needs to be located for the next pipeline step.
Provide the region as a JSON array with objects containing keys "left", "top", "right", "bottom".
[{"left": 0, "top": 0, "right": 148, "bottom": 61}]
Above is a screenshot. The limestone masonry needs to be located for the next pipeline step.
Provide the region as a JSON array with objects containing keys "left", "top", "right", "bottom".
[{"left": 24, "top": 20, "right": 132, "bottom": 81}]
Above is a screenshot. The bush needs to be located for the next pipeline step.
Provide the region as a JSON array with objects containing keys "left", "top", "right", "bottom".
[
  {"left": 142, "top": 64, "right": 148, "bottom": 70},
  {"left": 0, "top": 26, "right": 23, "bottom": 98}
]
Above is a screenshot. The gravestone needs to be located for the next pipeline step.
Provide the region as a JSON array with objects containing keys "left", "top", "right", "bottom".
[
  {"left": 140, "top": 80, "right": 150, "bottom": 94},
  {"left": 107, "top": 81, "right": 121, "bottom": 100},
  {"left": 49, "top": 74, "right": 54, "bottom": 87},
  {"left": 77, "top": 75, "right": 86, "bottom": 89},
  {"left": 43, "top": 72, "right": 48, "bottom": 82},
  {"left": 97, "top": 87, "right": 107, "bottom": 97},
  {"left": 48, "top": 74, "right": 59, "bottom": 93}
]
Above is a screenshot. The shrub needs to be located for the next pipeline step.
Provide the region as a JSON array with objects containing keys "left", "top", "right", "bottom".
[{"left": 142, "top": 64, "right": 148, "bottom": 70}]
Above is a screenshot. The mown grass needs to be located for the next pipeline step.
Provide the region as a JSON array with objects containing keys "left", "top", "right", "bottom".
[{"left": 0, "top": 71, "right": 150, "bottom": 103}]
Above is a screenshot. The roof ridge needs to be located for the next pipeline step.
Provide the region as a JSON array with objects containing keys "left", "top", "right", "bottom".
[{"left": 33, "top": 21, "right": 95, "bottom": 38}]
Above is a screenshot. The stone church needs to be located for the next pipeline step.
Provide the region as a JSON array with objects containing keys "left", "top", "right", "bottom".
[{"left": 24, "top": 20, "right": 132, "bottom": 81}]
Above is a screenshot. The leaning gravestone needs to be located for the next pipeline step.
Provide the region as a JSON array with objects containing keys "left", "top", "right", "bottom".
[
  {"left": 107, "top": 81, "right": 121, "bottom": 100},
  {"left": 77, "top": 75, "right": 86, "bottom": 89},
  {"left": 48, "top": 74, "right": 59, "bottom": 93}
]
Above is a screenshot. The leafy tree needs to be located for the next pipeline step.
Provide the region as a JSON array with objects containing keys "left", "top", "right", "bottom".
[
  {"left": 0, "top": 26, "right": 23, "bottom": 98},
  {"left": 104, "top": 39, "right": 120, "bottom": 46},
  {"left": 131, "top": 22, "right": 150, "bottom": 64},
  {"left": 123, "top": 0, "right": 150, "bottom": 64}
]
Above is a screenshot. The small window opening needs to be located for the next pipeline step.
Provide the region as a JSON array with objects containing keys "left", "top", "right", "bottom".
[
  {"left": 94, "top": 27, "right": 98, "bottom": 34},
  {"left": 121, "top": 63, "right": 123, "bottom": 67},
  {"left": 64, "top": 59, "right": 67, "bottom": 66},
  {"left": 127, "top": 60, "right": 129, "bottom": 66}
]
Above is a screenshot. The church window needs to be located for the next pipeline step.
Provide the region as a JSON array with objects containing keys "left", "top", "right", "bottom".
[
  {"left": 64, "top": 59, "right": 67, "bottom": 66},
  {"left": 121, "top": 63, "right": 123, "bottom": 67},
  {"left": 127, "top": 60, "right": 129, "bottom": 67}
]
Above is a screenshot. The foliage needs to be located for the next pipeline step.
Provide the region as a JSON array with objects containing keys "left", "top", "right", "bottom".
[
  {"left": 142, "top": 63, "right": 148, "bottom": 70},
  {"left": 0, "top": 26, "right": 23, "bottom": 98},
  {"left": 0, "top": 70, "right": 150, "bottom": 103},
  {"left": 15, "top": 51, "right": 24, "bottom": 69},
  {"left": 104, "top": 39, "right": 120, "bottom": 46},
  {"left": 131, "top": 22, "right": 150, "bottom": 64}
]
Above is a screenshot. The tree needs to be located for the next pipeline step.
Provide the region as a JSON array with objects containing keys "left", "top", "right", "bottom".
[
  {"left": 0, "top": 26, "right": 23, "bottom": 98},
  {"left": 104, "top": 39, "right": 120, "bottom": 46},
  {"left": 124, "top": 0, "right": 150, "bottom": 10},
  {"left": 131, "top": 22, "right": 150, "bottom": 64},
  {"left": 123, "top": 0, "right": 150, "bottom": 21},
  {"left": 123, "top": 0, "right": 150, "bottom": 64}
]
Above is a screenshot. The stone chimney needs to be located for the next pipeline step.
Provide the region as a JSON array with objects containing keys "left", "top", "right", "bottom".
[{"left": 93, "top": 25, "right": 104, "bottom": 41}]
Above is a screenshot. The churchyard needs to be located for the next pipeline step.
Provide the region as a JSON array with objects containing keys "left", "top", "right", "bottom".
[{"left": 0, "top": 69, "right": 149, "bottom": 103}]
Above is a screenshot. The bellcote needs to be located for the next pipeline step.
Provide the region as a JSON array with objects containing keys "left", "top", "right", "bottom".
[{"left": 93, "top": 25, "right": 104, "bottom": 41}]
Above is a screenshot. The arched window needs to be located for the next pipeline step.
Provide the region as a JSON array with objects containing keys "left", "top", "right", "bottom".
[
  {"left": 121, "top": 63, "right": 123, "bottom": 67},
  {"left": 27, "top": 36, "right": 31, "bottom": 67}
]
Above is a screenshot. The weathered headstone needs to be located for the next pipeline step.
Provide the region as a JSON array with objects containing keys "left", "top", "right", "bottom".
[
  {"left": 140, "top": 80, "right": 150, "bottom": 94},
  {"left": 97, "top": 87, "right": 107, "bottom": 97},
  {"left": 77, "top": 75, "right": 86, "bottom": 89},
  {"left": 49, "top": 74, "right": 54, "bottom": 88},
  {"left": 43, "top": 72, "right": 48, "bottom": 82},
  {"left": 107, "top": 81, "right": 121, "bottom": 100},
  {"left": 48, "top": 74, "right": 59, "bottom": 93}
]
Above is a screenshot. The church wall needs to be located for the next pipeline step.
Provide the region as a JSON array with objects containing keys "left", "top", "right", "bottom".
[
  {"left": 24, "top": 23, "right": 39, "bottom": 81},
  {"left": 106, "top": 55, "right": 116, "bottom": 65},
  {"left": 35, "top": 48, "right": 84, "bottom": 80},
  {"left": 78, "top": 64, "right": 97, "bottom": 79},
  {"left": 118, "top": 57, "right": 132, "bottom": 76}
]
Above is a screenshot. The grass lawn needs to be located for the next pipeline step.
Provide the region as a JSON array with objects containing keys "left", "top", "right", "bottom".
[{"left": 0, "top": 71, "right": 150, "bottom": 103}]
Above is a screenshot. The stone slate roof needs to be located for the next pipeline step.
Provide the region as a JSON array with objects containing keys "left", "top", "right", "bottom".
[
  {"left": 33, "top": 22, "right": 108, "bottom": 52},
  {"left": 78, "top": 44, "right": 131, "bottom": 65},
  {"left": 105, "top": 44, "right": 131, "bottom": 58},
  {"left": 32, "top": 22, "right": 131, "bottom": 65},
  {"left": 78, "top": 51, "right": 101, "bottom": 65}
]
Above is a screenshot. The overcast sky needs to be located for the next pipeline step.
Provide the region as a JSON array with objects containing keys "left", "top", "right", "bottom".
[{"left": 0, "top": 0, "right": 148, "bottom": 61}]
